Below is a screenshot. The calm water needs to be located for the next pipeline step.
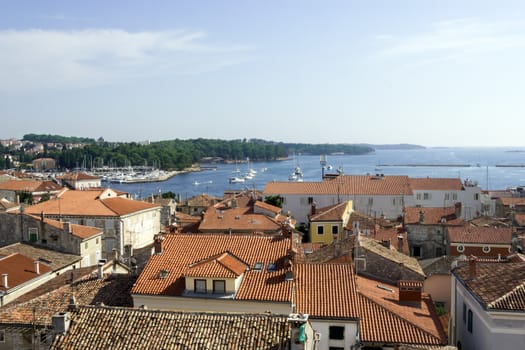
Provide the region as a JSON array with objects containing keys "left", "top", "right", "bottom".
[{"left": 108, "top": 147, "right": 525, "bottom": 200}]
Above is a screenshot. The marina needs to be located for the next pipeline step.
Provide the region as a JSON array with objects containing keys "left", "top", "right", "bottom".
[{"left": 104, "top": 147, "right": 525, "bottom": 200}]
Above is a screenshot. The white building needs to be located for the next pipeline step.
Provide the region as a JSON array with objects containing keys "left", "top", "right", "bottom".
[{"left": 450, "top": 257, "right": 525, "bottom": 350}]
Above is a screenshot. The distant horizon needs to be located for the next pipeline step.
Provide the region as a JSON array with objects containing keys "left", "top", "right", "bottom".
[{"left": 2, "top": 133, "right": 525, "bottom": 150}]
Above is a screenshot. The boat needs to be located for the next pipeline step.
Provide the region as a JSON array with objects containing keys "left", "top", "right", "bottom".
[
  {"left": 229, "top": 177, "right": 245, "bottom": 184},
  {"left": 289, "top": 166, "right": 304, "bottom": 182}
]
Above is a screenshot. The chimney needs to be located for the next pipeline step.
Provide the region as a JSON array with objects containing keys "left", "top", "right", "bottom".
[
  {"left": 52, "top": 312, "right": 71, "bottom": 335},
  {"left": 153, "top": 233, "right": 165, "bottom": 254},
  {"left": 397, "top": 234, "right": 404, "bottom": 252},
  {"left": 398, "top": 280, "right": 423, "bottom": 302},
  {"left": 310, "top": 203, "right": 316, "bottom": 216},
  {"left": 97, "top": 262, "right": 104, "bottom": 280},
  {"left": 418, "top": 210, "right": 425, "bottom": 224},
  {"left": 68, "top": 295, "right": 77, "bottom": 311},
  {"left": 34, "top": 260, "right": 40, "bottom": 275},
  {"left": 63, "top": 222, "right": 71, "bottom": 233},
  {"left": 1, "top": 273, "right": 7, "bottom": 288},
  {"left": 468, "top": 256, "right": 477, "bottom": 280},
  {"left": 455, "top": 202, "right": 462, "bottom": 218}
]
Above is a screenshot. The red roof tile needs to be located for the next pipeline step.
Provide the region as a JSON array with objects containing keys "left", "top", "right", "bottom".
[
  {"left": 132, "top": 234, "right": 292, "bottom": 302},
  {"left": 294, "top": 263, "right": 359, "bottom": 319},
  {"left": 404, "top": 207, "right": 463, "bottom": 225},
  {"left": 357, "top": 276, "right": 447, "bottom": 345},
  {"left": 447, "top": 225, "right": 513, "bottom": 244},
  {"left": 409, "top": 178, "right": 463, "bottom": 191},
  {"left": 264, "top": 175, "right": 413, "bottom": 196},
  {"left": 0, "top": 253, "right": 52, "bottom": 291}
]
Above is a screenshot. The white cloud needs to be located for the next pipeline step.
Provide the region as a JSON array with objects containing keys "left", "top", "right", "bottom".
[
  {"left": 379, "top": 18, "right": 525, "bottom": 60},
  {"left": 0, "top": 29, "right": 253, "bottom": 91}
]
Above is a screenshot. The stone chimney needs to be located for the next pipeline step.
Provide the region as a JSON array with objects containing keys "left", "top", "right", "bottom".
[
  {"left": 52, "top": 312, "right": 71, "bottom": 335},
  {"left": 468, "top": 256, "right": 477, "bottom": 280},
  {"left": 1, "top": 273, "right": 7, "bottom": 289},
  {"left": 34, "top": 260, "right": 40, "bottom": 275},
  {"left": 153, "top": 233, "right": 165, "bottom": 255}
]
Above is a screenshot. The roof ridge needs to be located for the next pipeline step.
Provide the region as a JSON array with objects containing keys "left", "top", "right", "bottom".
[
  {"left": 358, "top": 293, "right": 443, "bottom": 344},
  {"left": 487, "top": 281, "right": 525, "bottom": 309}
]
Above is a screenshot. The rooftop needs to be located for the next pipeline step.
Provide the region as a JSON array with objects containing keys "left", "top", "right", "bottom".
[{"left": 447, "top": 225, "right": 513, "bottom": 244}]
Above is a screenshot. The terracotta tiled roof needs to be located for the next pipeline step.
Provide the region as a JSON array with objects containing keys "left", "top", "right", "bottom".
[
  {"left": 264, "top": 175, "right": 413, "bottom": 196},
  {"left": 199, "top": 207, "right": 281, "bottom": 233},
  {"left": 359, "top": 236, "right": 425, "bottom": 276},
  {"left": 131, "top": 234, "right": 292, "bottom": 302},
  {"left": 368, "top": 228, "right": 410, "bottom": 255},
  {"left": 0, "top": 243, "right": 81, "bottom": 271},
  {"left": 0, "top": 179, "right": 63, "bottom": 192},
  {"left": 357, "top": 276, "right": 447, "bottom": 345},
  {"left": 294, "top": 263, "right": 359, "bottom": 319},
  {"left": 0, "top": 268, "right": 135, "bottom": 326},
  {"left": 309, "top": 201, "right": 349, "bottom": 221},
  {"left": 447, "top": 225, "right": 513, "bottom": 244},
  {"left": 454, "top": 260, "right": 525, "bottom": 311},
  {"left": 23, "top": 189, "right": 160, "bottom": 217},
  {"left": 32, "top": 216, "right": 103, "bottom": 239},
  {"left": 186, "top": 252, "right": 248, "bottom": 278},
  {"left": 50, "top": 306, "right": 291, "bottom": 350},
  {"left": 0, "top": 253, "right": 52, "bottom": 291},
  {"left": 514, "top": 214, "right": 525, "bottom": 226},
  {"left": 499, "top": 197, "right": 525, "bottom": 206},
  {"left": 404, "top": 207, "right": 463, "bottom": 225},
  {"left": 184, "top": 193, "right": 220, "bottom": 207},
  {"left": 254, "top": 200, "right": 281, "bottom": 214},
  {"left": 409, "top": 178, "right": 463, "bottom": 191}
]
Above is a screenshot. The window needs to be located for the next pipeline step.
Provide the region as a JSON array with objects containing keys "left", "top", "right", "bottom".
[
  {"left": 267, "top": 263, "right": 277, "bottom": 272},
  {"left": 416, "top": 193, "right": 422, "bottom": 200},
  {"left": 462, "top": 303, "right": 466, "bottom": 324},
  {"left": 368, "top": 197, "right": 373, "bottom": 205},
  {"left": 332, "top": 225, "right": 338, "bottom": 235},
  {"left": 329, "top": 326, "right": 345, "bottom": 340},
  {"left": 0, "top": 330, "right": 4, "bottom": 342},
  {"left": 85, "top": 242, "right": 88, "bottom": 249},
  {"left": 28, "top": 228, "right": 38, "bottom": 242},
  {"left": 317, "top": 226, "right": 324, "bottom": 235},
  {"left": 445, "top": 193, "right": 450, "bottom": 200},
  {"left": 457, "top": 245, "right": 465, "bottom": 253},
  {"left": 308, "top": 197, "right": 314, "bottom": 204},
  {"left": 467, "top": 309, "right": 473, "bottom": 332},
  {"left": 412, "top": 246, "right": 421, "bottom": 257},
  {"left": 213, "top": 280, "right": 225, "bottom": 294},
  {"left": 474, "top": 193, "right": 479, "bottom": 200},
  {"left": 453, "top": 193, "right": 458, "bottom": 200},
  {"left": 423, "top": 192, "right": 431, "bottom": 200},
  {"left": 194, "top": 279, "right": 206, "bottom": 293},
  {"left": 253, "top": 262, "right": 263, "bottom": 271},
  {"left": 482, "top": 246, "right": 490, "bottom": 253}
]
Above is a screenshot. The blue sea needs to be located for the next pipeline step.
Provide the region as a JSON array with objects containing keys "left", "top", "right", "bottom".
[{"left": 108, "top": 147, "right": 525, "bottom": 201}]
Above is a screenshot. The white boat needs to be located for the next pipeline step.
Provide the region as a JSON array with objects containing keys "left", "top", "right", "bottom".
[{"left": 229, "top": 177, "right": 245, "bottom": 184}]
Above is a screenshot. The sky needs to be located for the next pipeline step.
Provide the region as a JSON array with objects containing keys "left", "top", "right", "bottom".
[{"left": 1, "top": 0, "right": 525, "bottom": 147}]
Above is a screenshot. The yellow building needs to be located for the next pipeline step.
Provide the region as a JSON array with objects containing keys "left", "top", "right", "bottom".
[{"left": 308, "top": 200, "right": 353, "bottom": 244}]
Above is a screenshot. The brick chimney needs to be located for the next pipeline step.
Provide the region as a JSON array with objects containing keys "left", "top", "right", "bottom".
[
  {"left": 398, "top": 280, "right": 423, "bottom": 302},
  {"left": 310, "top": 203, "right": 316, "bottom": 216}
]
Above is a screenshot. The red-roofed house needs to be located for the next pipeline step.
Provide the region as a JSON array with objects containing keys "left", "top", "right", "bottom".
[
  {"left": 0, "top": 179, "right": 64, "bottom": 203},
  {"left": 308, "top": 201, "right": 353, "bottom": 244},
  {"left": 57, "top": 172, "right": 102, "bottom": 190},
  {"left": 22, "top": 189, "right": 161, "bottom": 260},
  {"left": 404, "top": 206, "right": 464, "bottom": 259},
  {"left": 447, "top": 226, "right": 513, "bottom": 258},
  {"left": 450, "top": 258, "right": 525, "bottom": 350}
]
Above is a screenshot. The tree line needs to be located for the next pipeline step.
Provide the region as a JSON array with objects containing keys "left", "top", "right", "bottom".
[{"left": 1, "top": 135, "right": 374, "bottom": 170}]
